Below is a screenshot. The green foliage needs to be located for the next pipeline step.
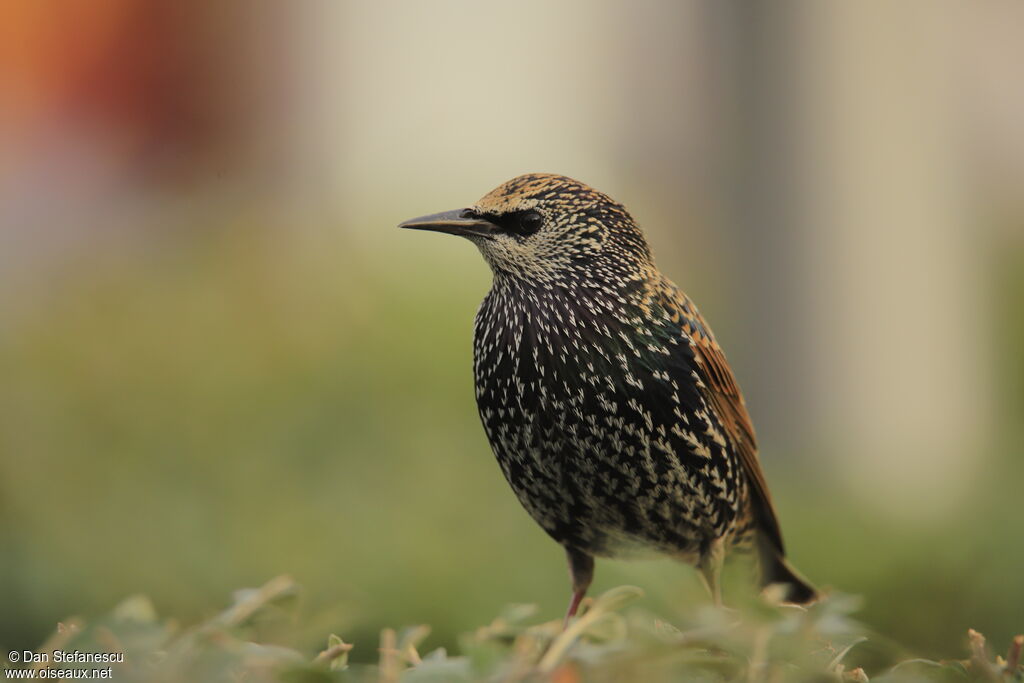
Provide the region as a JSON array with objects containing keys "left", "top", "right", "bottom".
[{"left": 6, "top": 577, "right": 1020, "bottom": 683}]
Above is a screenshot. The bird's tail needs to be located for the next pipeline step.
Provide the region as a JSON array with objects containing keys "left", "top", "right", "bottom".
[{"left": 757, "top": 536, "right": 818, "bottom": 605}]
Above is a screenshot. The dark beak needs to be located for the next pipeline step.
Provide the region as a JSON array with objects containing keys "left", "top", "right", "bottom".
[{"left": 398, "top": 209, "right": 497, "bottom": 238}]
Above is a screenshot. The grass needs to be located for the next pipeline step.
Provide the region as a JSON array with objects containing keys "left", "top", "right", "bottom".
[{"left": 6, "top": 576, "right": 1020, "bottom": 683}]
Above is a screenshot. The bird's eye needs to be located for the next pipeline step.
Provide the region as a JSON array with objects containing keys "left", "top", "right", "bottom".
[{"left": 517, "top": 210, "right": 543, "bottom": 235}]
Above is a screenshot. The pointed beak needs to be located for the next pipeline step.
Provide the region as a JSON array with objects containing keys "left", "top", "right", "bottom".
[{"left": 398, "top": 209, "right": 498, "bottom": 239}]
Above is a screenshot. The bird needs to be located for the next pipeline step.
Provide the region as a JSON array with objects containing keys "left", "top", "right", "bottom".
[{"left": 399, "top": 173, "right": 816, "bottom": 625}]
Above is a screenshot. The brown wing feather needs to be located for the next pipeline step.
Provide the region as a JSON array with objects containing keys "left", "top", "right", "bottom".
[{"left": 660, "top": 283, "right": 785, "bottom": 555}]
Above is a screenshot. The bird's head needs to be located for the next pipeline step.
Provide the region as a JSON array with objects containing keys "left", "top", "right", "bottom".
[{"left": 400, "top": 174, "right": 653, "bottom": 282}]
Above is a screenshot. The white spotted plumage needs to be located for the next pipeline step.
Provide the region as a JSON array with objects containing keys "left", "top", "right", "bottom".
[{"left": 405, "top": 172, "right": 818, "bottom": 609}]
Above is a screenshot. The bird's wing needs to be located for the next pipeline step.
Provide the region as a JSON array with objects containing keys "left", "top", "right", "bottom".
[{"left": 655, "top": 281, "right": 785, "bottom": 555}]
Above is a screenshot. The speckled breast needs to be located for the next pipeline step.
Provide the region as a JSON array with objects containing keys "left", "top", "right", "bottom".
[{"left": 471, "top": 279, "right": 747, "bottom": 559}]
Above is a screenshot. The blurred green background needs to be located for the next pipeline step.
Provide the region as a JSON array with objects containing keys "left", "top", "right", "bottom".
[{"left": 1, "top": 0, "right": 1022, "bottom": 663}]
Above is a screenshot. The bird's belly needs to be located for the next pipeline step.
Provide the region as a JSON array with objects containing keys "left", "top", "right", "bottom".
[
  {"left": 490, "top": 428, "right": 727, "bottom": 561},
  {"left": 473, "top": 323, "right": 745, "bottom": 561}
]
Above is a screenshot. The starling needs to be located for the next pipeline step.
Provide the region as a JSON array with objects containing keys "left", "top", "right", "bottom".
[{"left": 400, "top": 173, "right": 816, "bottom": 623}]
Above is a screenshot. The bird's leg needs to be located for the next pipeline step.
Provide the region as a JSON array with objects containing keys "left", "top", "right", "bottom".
[
  {"left": 696, "top": 537, "right": 725, "bottom": 607},
  {"left": 562, "top": 547, "right": 594, "bottom": 629}
]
